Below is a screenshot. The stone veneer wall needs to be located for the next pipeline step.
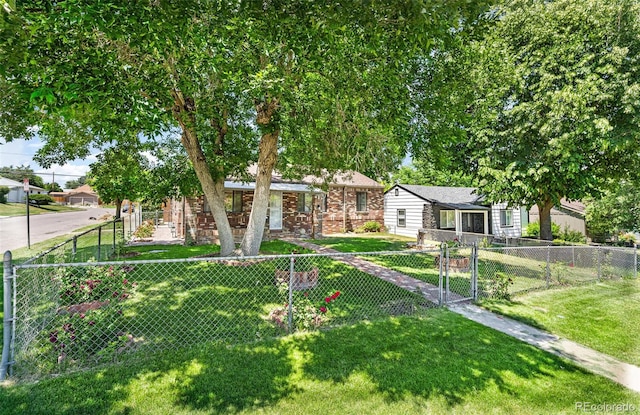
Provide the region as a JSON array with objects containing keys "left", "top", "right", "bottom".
[
  {"left": 321, "top": 187, "right": 384, "bottom": 234},
  {"left": 422, "top": 202, "right": 437, "bottom": 229}
]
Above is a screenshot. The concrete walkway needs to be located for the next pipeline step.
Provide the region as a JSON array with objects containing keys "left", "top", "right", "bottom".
[
  {"left": 128, "top": 224, "right": 184, "bottom": 246},
  {"left": 289, "top": 239, "right": 640, "bottom": 393},
  {"left": 287, "top": 239, "right": 465, "bottom": 304}
]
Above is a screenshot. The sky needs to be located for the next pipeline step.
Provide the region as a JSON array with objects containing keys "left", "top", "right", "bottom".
[{"left": 0, "top": 136, "right": 96, "bottom": 187}]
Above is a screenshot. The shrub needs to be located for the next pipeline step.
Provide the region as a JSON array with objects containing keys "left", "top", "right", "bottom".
[
  {"left": 28, "top": 194, "right": 54, "bottom": 205},
  {"left": 0, "top": 186, "right": 9, "bottom": 203},
  {"left": 525, "top": 221, "right": 560, "bottom": 238},
  {"left": 355, "top": 221, "right": 384, "bottom": 233},
  {"left": 133, "top": 220, "right": 155, "bottom": 239},
  {"left": 485, "top": 272, "right": 513, "bottom": 300},
  {"left": 558, "top": 226, "right": 586, "bottom": 243}
]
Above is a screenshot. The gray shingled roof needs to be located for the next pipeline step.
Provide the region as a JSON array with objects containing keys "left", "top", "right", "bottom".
[{"left": 397, "top": 184, "right": 485, "bottom": 205}]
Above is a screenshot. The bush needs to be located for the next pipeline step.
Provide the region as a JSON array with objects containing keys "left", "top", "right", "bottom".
[
  {"left": 0, "top": 186, "right": 9, "bottom": 203},
  {"left": 558, "top": 226, "right": 587, "bottom": 243},
  {"left": 133, "top": 220, "right": 155, "bottom": 239},
  {"left": 354, "top": 221, "right": 384, "bottom": 233},
  {"left": 525, "top": 221, "right": 560, "bottom": 238},
  {"left": 28, "top": 194, "right": 54, "bottom": 205}
]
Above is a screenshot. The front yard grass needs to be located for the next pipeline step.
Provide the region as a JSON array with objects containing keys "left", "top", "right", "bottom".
[
  {"left": 311, "top": 233, "right": 414, "bottom": 252},
  {"left": 0, "top": 203, "right": 83, "bottom": 217},
  {"left": 480, "top": 278, "right": 640, "bottom": 366},
  {"left": 1, "top": 310, "right": 638, "bottom": 415}
]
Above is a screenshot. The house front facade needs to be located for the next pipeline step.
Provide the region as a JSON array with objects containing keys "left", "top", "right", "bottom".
[
  {"left": 384, "top": 184, "right": 526, "bottom": 239},
  {"left": 0, "top": 177, "right": 46, "bottom": 203},
  {"left": 169, "top": 171, "right": 384, "bottom": 244}
]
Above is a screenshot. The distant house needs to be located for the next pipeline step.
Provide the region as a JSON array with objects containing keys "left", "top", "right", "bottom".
[
  {"left": 528, "top": 199, "right": 586, "bottom": 235},
  {"left": 168, "top": 169, "right": 385, "bottom": 244},
  {"left": 383, "top": 184, "right": 527, "bottom": 239},
  {"left": 0, "top": 176, "right": 46, "bottom": 203},
  {"left": 66, "top": 184, "right": 100, "bottom": 206}
]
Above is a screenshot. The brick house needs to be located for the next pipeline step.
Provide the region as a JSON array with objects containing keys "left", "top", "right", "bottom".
[{"left": 168, "top": 170, "right": 384, "bottom": 244}]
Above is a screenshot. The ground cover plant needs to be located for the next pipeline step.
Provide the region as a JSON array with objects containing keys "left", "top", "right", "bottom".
[
  {"left": 480, "top": 278, "right": 640, "bottom": 366},
  {"left": 1, "top": 311, "right": 639, "bottom": 415}
]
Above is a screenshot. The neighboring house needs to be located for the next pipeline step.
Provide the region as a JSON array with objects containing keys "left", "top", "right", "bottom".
[
  {"left": 66, "top": 184, "right": 100, "bottom": 206},
  {"left": 168, "top": 169, "right": 385, "bottom": 244},
  {"left": 383, "top": 184, "right": 526, "bottom": 239},
  {"left": 528, "top": 199, "right": 586, "bottom": 235},
  {"left": 0, "top": 176, "right": 46, "bottom": 203}
]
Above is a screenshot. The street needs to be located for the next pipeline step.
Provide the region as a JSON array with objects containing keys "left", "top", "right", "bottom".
[{"left": 0, "top": 206, "right": 116, "bottom": 253}]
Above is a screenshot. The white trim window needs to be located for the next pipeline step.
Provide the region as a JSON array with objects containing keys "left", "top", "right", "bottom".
[
  {"left": 356, "top": 191, "right": 367, "bottom": 212},
  {"left": 297, "top": 193, "right": 313, "bottom": 213},
  {"left": 500, "top": 209, "right": 513, "bottom": 227},
  {"left": 440, "top": 210, "right": 455, "bottom": 229},
  {"left": 397, "top": 209, "right": 406, "bottom": 227}
]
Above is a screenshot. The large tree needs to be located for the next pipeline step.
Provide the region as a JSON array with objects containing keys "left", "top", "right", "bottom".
[
  {"left": 0, "top": 164, "right": 45, "bottom": 187},
  {"left": 1, "top": 1, "right": 489, "bottom": 255},
  {"left": 585, "top": 180, "right": 640, "bottom": 242},
  {"left": 462, "top": 0, "right": 640, "bottom": 240},
  {"left": 88, "top": 145, "right": 150, "bottom": 219}
]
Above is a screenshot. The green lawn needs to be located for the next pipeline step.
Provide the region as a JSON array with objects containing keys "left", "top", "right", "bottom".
[
  {"left": 0, "top": 203, "right": 84, "bottom": 217},
  {"left": 311, "top": 233, "right": 415, "bottom": 252},
  {"left": 480, "top": 278, "right": 640, "bottom": 366},
  {"left": 1, "top": 310, "right": 638, "bottom": 415}
]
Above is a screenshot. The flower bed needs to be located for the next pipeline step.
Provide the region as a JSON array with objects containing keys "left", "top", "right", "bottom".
[{"left": 434, "top": 254, "right": 470, "bottom": 272}]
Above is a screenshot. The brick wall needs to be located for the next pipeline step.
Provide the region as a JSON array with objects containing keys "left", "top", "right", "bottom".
[{"left": 321, "top": 186, "right": 384, "bottom": 234}]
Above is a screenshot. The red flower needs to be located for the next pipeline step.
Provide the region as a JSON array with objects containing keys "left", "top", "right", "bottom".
[
  {"left": 331, "top": 291, "right": 341, "bottom": 300},
  {"left": 319, "top": 306, "right": 327, "bottom": 313},
  {"left": 325, "top": 297, "right": 331, "bottom": 303}
]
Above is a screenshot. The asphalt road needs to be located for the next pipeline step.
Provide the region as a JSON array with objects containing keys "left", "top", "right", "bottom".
[{"left": 0, "top": 206, "right": 116, "bottom": 253}]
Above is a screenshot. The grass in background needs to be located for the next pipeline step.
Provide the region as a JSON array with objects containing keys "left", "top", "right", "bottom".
[
  {"left": 0, "top": 203, "right": 83, "bottom": 217},
  {"left": 311, "top": 234, "right": 414, "bottom": 252},
  {"left": 480, "top": 278, "right": 640, "bottom": 366},
  {"left": 1, "top": 310, "right": 638, "bottom": 415}
]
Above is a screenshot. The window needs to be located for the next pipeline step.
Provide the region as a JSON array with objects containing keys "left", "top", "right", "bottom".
[
  {"left": 440, "top": 210, "right": 455, "bottom": 229},
  {"left": 397, "top": 209, "right": 406, "bottom": 227},
  {"left": 500, "top": 209, "right": 513, "bottom": 227},
  {"left": 297, "top": 193, "right": 313, "bottom": 212},
  {"left": 224, "top": 191, "right": 243, "bottom": 213},
  {"left": 356, "top": 191, "right": 367, "bottom": 212}
]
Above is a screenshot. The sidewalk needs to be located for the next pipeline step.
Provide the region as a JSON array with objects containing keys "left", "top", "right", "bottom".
[
  {"left": 288, "top": 239, "right": 640, "bottom": 393},
  {"left": 128, "top": 224, "right": 183, "bottom": 246}
]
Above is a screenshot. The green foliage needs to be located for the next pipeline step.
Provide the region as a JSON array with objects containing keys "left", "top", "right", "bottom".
[
  {"left": 485, "top": 272, "right": 514, "bottom": 300},
  {"left": 28, "top": 194, "right": 53, "bottom": 205},
  {"left": 0, "top": 185, "right": 8, "bottom": 203},
  {"left": 44, "top": 182, "right": 63, "bottom": 192},
  {"left": 0, "top": 164, "right": 45, "bottom": 188},
  {"left": 585, "top": 180, "right": 640, "bottom": 242},
  {"left": 65, "top": 176, "right": 87, "bottom": 189},
  {"left": 526, "top": 221, "right": 560, "bottom": 239},
  {"left": 354, "top": 221, "right": 384, "bottom": 233},
  {"left": 43, "top": 262, "right": 137, "bottom": 366},
  {"left": 463, "top": 0, "right": 640, "bottom": 239},
  {"left": 268, "top": 290, "right": 341, "bottom": 332},
  {"left": 388, "top": 159, "right": 476, "bottom": 189}
]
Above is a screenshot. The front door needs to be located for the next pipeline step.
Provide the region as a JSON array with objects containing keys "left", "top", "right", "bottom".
[{"left": 269, "top": 192, "right": 282, "bottom": 230}]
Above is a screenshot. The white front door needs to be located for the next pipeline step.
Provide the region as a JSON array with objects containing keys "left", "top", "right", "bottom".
[{"left": 269, "top": 192, "right": 282, "bottom": 230}]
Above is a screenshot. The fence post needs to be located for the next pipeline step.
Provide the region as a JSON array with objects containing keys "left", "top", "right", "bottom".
[
  {"left": 597, "top": 247, "right": 601, "bottom": 282},
  {"left": 112, "top": 220, "right": 117, "bottom": 254},
  {"left": 445, "top": 245, "right": 450, "bottom": 304},
  {"left": 72, "top": 235, "right": 77, "bottom": 256},
  {"left": 438, "top": 244, "right": 444, "bottom": 306},
  {"left": 545, "top": 245, "right": 551, "bottom": 289},
  {"left": 472, "top": 242, "right": 478, "bottom": 301},
  {"left": 97, "top": 226, "right": 102, "bottom": 261},
  {"left": 1, "top": 251, "right": 13, "bottom": 381},
  {"left": 287, "top": 254, "right": 295, "bottom": 333},
  {"left": 634, "top": 244, "right": 638, "bottom": 280}
]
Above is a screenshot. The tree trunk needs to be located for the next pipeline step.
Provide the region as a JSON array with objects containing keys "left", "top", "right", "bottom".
[
  {"left": 114, "top": 198, "right": 122, "bottom": 219},
  {"left": 537, "top": 198, "right": 554, "bottom": 241},
  {"left": 171, "top": 89, "right": 236, "bottom": 256},
  {"left": 240, "top": 98, "right": 280, "bottom": 256}
]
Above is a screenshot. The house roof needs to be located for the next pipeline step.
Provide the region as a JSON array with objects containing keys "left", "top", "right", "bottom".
[
  {"left": 241, "top": 165, "right": 383, "bottom": 190},
  {"left": 0, "top": 176, "right": 46, "bottom": 191},
  {"left": 389, "top": 184, "right": 489, "bottom": 211},
  {"left": 69, "top": 184, "right": 97, "bottom": 194},
  {"left": 559, "top": 199, "right": 586, "bottom": 215}
]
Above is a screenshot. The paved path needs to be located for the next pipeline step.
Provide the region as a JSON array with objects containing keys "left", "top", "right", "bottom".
[
  {"left": 288, "top": 239, "right": 640, "bottom": 393},
  {"left": 286, "top": 239, "right": 466, "bottom": 305},
  {"left": 449, "top": 303, "right": 640, "bottom": 393}
]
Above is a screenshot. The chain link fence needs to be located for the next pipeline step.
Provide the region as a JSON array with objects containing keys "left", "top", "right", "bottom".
[
  {"left": 2, "top": 244, "right": 637, "bottom": 382},
  {"left": 20, "top": 219, "right": 126, "bottom": 266}
]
